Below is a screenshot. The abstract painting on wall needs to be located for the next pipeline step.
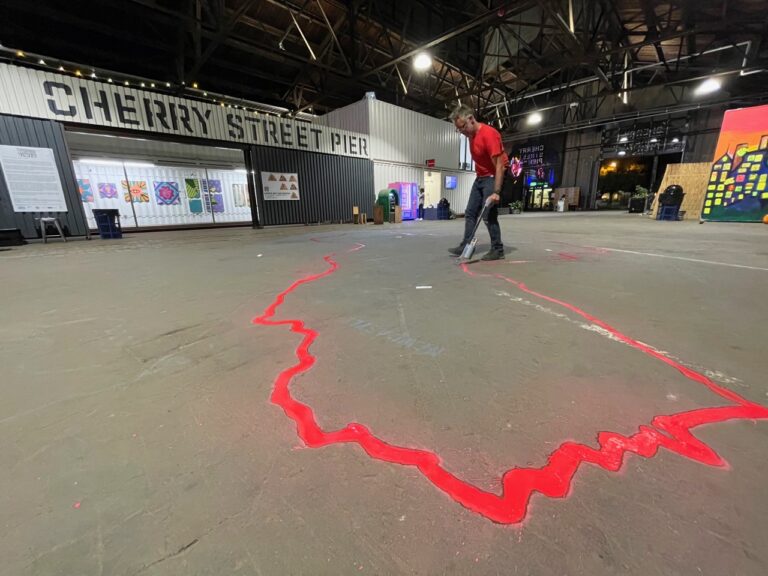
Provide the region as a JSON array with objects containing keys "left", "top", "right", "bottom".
[
  {"left": 154, "top": 181, "right": 181, "bottom": 205},
  {"left": 232, "top": 183, "right": 250, "bottom": 207},
  {"left": 121, "top": 180, "right": 149, "bottom": 203},
  {"left": 703, "top": 104, "right": 768, "bottom": 222},
  {"left": 98, "top": 182, "right": 118, "bottom": 199},
  {"left": 185, "top": 179, "right": 203, "bottom": 214},
  {"left": 77, "top": 179, "right": 94, "bottom": 203}
]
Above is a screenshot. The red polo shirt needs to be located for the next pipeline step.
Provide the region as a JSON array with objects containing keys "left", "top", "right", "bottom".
[{"left": 470, "top": 123, "right": 507, "bottom": 177}]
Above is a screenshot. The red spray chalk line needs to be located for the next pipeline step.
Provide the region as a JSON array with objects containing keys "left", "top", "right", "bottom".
[{"left": 252, "top": 249, "right": 768, "bottom": 524}]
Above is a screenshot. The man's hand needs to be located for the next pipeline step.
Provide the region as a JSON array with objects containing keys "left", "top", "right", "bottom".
[{"left": 489, "top": 193, "right": 501, "bottom": 204}]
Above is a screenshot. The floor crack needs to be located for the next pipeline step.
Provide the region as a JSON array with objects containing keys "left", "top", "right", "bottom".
[{"left": 131, "top": 538, "right": 200, "bottom": 575}]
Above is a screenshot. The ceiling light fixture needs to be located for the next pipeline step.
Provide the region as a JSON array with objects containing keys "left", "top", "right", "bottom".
[
  {"left": 413, "top": 52, "right": 432, "bottom": 71},
  {"left": 527, "top": 111, "right": 543, "bottom": 125},
  {"left": 78, "top": 158, "right": 123, "bottom": 166},
  {"left": 695, "top": 77, "right": 722, "bottom": 96},
  {"left": 618, "top": 150, "right": 627, "bottom": 156}
]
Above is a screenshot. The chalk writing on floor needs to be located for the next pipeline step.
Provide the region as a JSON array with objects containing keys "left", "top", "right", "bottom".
[{"left": 346, "top": 318, "right": 445, "bottom": 357}]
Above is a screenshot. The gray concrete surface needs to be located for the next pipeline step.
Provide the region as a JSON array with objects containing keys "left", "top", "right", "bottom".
[{"left": 1, "top": 212, "right": 767, "bottom": 575}]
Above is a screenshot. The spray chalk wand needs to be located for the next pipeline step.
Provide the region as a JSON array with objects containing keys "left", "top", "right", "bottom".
[{"left": 460, "top": 196, "right": 495, "bottom": 260}]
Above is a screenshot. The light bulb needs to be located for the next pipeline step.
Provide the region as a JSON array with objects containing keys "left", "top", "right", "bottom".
[{"left": 413, "top": 53, "right": 432, "bottom": 71}]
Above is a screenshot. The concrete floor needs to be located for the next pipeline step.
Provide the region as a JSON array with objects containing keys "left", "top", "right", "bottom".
[{"left": 1, "top": 212, "right": 767, "bottom": 575}]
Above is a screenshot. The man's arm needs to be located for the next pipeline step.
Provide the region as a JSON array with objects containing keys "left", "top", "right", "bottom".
[{"left": 490, "top": 153, "right": 505, "bottom": 203}]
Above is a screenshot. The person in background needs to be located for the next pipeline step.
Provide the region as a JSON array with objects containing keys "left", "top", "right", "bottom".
[
  {"left": 418, "top": 187, "right": 425, "bottom": 220},
  {"left": 448, "top": 104, "right": 507, "bottom": 260}
]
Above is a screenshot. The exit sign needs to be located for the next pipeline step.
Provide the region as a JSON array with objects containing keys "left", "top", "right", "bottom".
[{"left": 426, "top": 159, "right": 435, "bottom": 167}]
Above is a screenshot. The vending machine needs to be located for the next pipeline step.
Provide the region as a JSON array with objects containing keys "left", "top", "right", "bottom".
[{"left": 388, "top": 182, "right": 419, "bottom": 220}]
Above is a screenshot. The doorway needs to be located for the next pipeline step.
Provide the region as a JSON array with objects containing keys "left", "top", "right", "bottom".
[{"left": 423, "top": 171, "right": 441, "bottom": 207}]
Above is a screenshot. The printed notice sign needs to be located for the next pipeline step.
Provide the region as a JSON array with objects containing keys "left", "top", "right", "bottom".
[
  {"left": 0, "top": 145, "right": 68, "bottom": 212},
  {"left": 261, "top": 172, "right": 300, "bottom": 201}
]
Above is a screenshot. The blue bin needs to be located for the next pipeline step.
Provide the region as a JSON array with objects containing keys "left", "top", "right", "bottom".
[
  {"left": 657, "top": 206, "right": 680, "bottom": 221},
  {"left": 92, "top": 209, "right": 123, "bottom": 239}
]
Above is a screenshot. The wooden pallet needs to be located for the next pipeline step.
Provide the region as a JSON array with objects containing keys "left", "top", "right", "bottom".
[{"left": 651, "top": 162, "right": 711, "bottom": 220}]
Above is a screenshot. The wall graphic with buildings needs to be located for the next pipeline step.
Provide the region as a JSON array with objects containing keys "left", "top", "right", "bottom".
[{"left": 703, "top": 104, "right": 768, "bottom": 222}]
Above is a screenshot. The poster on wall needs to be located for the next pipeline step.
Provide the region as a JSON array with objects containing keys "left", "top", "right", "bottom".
[
  {"left": 0, "top": 145, "right": 68, "bottom": 212},
  {"left": 121, "top": 180, "right": 149, "bottom": 203},
  {"left": 261, "top": 172, "right": 300, "bottom": 200},
  {"left": 203, "top": 179, "right": 225, "bottom": 212},
  {"left": 232, "top": 183, "right": 250, "bottom": 207},
  {"left": 77, "top": 179, "right": 94, "bottom": 203},
  {"left": 185, "top": 179, "right": 204, "bottom": 213},
  {"left": 702, "top": 104, "right": 768, "bottom": 222}
]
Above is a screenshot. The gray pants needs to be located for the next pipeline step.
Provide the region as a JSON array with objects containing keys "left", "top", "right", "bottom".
[{"left": 462, "top": 176, "right": 503, "bottom": 251}]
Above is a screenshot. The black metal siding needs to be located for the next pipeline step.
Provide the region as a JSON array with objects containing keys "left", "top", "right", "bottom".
[
  {"left": 0, "top": 114, "right": 89, "bottom": 238},
  {"left": 250, "top": 146, "right": 374, "bottom": 226}
]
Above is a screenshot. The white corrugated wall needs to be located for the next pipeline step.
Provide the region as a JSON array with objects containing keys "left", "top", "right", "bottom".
[
  {"left": 368, "top": 99, "right": 459, "bottom": 168},
  {"left": 374, "top": 160, "right": 475, "bottom": 211},
  {"left": 315, "top": 99, "right": 370, "bottom": 134},
  {"left": 373, "top": 162, "right": 423, "bottom": 198},
  {"left": 318, "top": 97, "right": 463, "bottom": 168},
  {"left": 443, "top": 172, "right": 476, "bottom": 213}
]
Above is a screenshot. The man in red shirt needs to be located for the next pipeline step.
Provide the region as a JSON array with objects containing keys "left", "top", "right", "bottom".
[{"left": 448, "top": 104, "right": 507, "bottom": 260}]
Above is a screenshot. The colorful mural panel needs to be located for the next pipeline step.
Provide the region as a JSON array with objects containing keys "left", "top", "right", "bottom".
[
  {"left": 121, "top": 180, "right": 149, "bottom": 203},
  {"left": 703, "top": 104, "right": 768, "bottom": 222},
  {"left": 154, "top": 181, "right": 181, "bottom": 205},
  {"left": 77, "top": 179, "right": 93, "bottom": 203},
  {"left": 98, "top": 182, "right": 118, "bottom": 199}
]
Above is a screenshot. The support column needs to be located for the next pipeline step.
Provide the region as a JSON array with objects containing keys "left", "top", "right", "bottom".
[{"left": 244, "top": 147, "right": 263, "bottom": 228}]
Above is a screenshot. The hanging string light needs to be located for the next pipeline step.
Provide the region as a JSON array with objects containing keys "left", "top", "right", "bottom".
[{"left": 7, "top": 47, "right": 307, "bottom": 117}]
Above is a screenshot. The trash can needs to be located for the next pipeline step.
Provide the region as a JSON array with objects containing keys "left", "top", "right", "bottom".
[
  {"left": 376, "top": 190, "right": 391, "bottom": 214},
  {"left": 374, "top": 190, "right": 392, "bottom": 225},
  {"left": 92, "top": 209, "right": 123, "bottom": 239}
]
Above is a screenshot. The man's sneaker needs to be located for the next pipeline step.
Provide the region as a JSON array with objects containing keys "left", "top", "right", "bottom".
[
  {"left": 448, "top": 245, "right": 464, "bottom": 256},
  {"left": 481, "top": 249, "right": 505, "bottom": 261}
]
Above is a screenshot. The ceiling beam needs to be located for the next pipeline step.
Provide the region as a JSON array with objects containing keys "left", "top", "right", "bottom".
[
  {"left": 360, "top": 0, "right": 539, "bottom": 78},
  {"left": 188, "top": 0, "right": 259, "bottom": 80}
]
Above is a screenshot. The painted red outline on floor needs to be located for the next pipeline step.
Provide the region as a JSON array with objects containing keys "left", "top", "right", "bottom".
[{"left": 252, "top": 249, "right": 768, "bottom": 524}]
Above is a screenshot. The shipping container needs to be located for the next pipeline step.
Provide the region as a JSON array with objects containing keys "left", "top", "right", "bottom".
[
  {"left": 0, "top": 114, "right": 89, "bottom": 238},
  {"left": 320, "top": 96, "right": 461, "bottom": 169},
  {"left": 368, "top": 99, "right": 459, "bottom": 168},
  {"left": 252, "top": 146, "right": 374, "bottom": 226}
]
